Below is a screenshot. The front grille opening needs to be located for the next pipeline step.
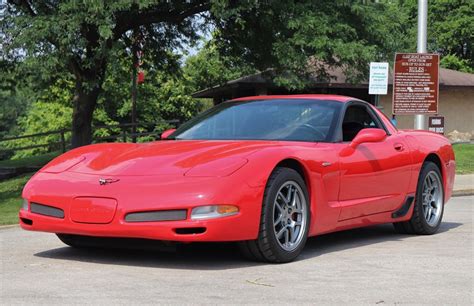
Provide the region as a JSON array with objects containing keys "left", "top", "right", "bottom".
[
  {"left": 174, "top": 227, "right": 206, "bottom": 235},
  {"left": 125, "top": 209, "right": 187, "bottom": 222},
  {"left": 20, "top": 217, "right": 33, "bottom": 226}
]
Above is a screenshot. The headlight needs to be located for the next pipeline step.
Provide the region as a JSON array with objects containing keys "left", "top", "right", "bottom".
[
  {"left": 22, "top": 199, "right": 29, "bottom": 211},
  {"left": 190, "top": 205, "right": 239, "bottom": 220}
]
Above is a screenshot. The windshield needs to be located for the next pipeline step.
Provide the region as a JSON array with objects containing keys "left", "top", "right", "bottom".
[{"left": 170, "top": 99, "right": 342, "bottom": 142}]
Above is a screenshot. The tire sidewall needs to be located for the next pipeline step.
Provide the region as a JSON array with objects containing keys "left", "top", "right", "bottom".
[
  {"left": 262, "top": 168, "right": 310, "bottom": 262},
  {"left": 414, "top": 162, "right": 444, "bottom": 234}
]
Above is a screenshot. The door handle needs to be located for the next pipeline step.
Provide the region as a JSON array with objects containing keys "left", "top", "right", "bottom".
[{"left": 394, "top": 143, "right": 405, "bottom": 151}]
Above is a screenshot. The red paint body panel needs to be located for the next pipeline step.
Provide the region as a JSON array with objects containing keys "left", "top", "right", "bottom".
[
  {"left": 20, "top": 95, "right": 455, "bottom": 242},
  {"left": 70, "top": 197, "right": 117, "bottom": 224}
]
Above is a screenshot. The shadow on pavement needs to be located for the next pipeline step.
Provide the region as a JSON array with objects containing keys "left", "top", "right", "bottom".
[
  {"left": 34, "top": 221, "right": 462, "bottom": 270},
  {"left": 301, "top": 221, "right": 461, "bottom": 260}
]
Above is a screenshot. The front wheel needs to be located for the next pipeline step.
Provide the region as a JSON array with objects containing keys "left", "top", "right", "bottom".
[
  {"left": 393, "top": 161, "right": 444, "bottom": 235},
  {"left": 239, "top": 167, "right": 310, "bottom": 263},
  {"left": 56, "top": 234, "right": 84, "bottom": 248}
]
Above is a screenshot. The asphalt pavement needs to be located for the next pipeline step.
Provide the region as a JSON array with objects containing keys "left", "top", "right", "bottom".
[{"left": 1, "top": 196, "right": 473, "bottom": 305}]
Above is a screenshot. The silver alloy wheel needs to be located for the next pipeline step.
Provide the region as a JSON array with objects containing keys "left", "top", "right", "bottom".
[
  {"left": 273, "top": 181, "right": 307, "bottom": 251},
  {"left": 422, "top": 171, "right": 443, "bottom": 226}
]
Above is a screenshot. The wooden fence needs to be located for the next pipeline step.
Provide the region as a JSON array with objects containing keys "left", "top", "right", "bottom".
[{"left": 0, "top": 120, "right": 180, "bottom": 159}]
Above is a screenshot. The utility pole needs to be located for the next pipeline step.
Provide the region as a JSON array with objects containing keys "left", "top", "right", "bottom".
[
  {"left": 415, "top": 0, "right": 428, "bottom": 130},
  {"left": 131, "top": 28, "right": 139, "bottom": 143}
]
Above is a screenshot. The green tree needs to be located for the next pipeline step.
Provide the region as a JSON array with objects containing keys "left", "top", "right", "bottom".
[
  {"left": 399, "top": 0, "right": 474, "bottom": 71},
  {"left": 212, "top": 0, "right": 409, "bottom": 89},
  {"left": 2, "top": 0, "right": 210, "bottom": 148},
  {"left": 183, "top": 39, "right": 256, "bottom": 92},
  {"left": 2, "top": 0, "right": 417, "bottom": 149}
]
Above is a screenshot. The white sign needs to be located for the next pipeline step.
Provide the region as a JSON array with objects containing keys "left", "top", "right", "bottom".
[{"left": 369, "top": 62, "right": 389, "bottom": 95}]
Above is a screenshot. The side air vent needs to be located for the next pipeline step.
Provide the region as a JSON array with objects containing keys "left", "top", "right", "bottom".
[
  {"left": 392, "top": 195, "right": 415, "bottom": 219},
  {"left": 125, "top": 210, "right": 187, "bottom": 222},
  {"left": 30, "top": 203, "right": 65, "bottom": 219}
]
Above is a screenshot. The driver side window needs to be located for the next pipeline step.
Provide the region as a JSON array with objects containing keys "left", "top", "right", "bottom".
[{"left": 342, "top": 105, "right": 381, "bottom": 141}]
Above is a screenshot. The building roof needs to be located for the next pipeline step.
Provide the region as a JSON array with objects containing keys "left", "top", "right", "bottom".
[{"left": 192, "top": 67, "right": 474, "bottom": 98}]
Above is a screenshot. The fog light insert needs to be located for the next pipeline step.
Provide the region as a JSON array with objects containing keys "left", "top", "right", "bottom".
[
  {"left": 22, "top": 199, "right": 29, "bottom": 211},
  {"left": 191, "top": 205, "right": 239, "bottom": 220}
]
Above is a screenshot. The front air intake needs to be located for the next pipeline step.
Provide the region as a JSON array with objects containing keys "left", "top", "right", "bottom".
[
  {"left": 30, "top": 203, "right": 65, "bottom": 219},
  {"left": 125, "top": 209, "right": 187, "bottom": 222}
]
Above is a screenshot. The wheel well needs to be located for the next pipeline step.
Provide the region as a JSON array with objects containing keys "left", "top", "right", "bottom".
[
  {"left": 275, "top": 159, "right": 310, "bottom": 190},
  {"left": 424, "top": 153, "right": 444, "bottom": 179}
]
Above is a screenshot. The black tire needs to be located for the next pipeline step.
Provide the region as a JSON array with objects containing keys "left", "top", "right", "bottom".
[
  {"left": 238, "top": 167, "right": 310, "bottom": 263},
  {"left": 393, "top": 161, "right": 444, "bottom": 235}
]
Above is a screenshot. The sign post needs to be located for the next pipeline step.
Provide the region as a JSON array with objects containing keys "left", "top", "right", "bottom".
[{"left": 415, "top": 0, "right": 428, "bottom": 129}]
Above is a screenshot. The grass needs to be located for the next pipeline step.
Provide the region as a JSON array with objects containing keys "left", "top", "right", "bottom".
[
  {"left": 0, "top": 151, "right": 59, "bottom": 168},
  {"left": 0, "top": 174, "right": 32, "bottom": 225},
  {"left": 453, "top": 144, "right": 474, "bottom": 175}
]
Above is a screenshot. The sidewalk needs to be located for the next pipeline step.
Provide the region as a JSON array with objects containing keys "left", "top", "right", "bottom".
[{"left": 453, "top": 174, "right": 474, "bottom": 196}]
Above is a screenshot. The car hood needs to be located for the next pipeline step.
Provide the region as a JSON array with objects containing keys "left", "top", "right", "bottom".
[{"left": 58, "top": 140, "right": 281, "bottom": 177}]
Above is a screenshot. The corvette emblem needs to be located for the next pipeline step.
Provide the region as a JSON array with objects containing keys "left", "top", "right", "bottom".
[{"left": 99, "top": 178, "right": 120, "bottom": 186}]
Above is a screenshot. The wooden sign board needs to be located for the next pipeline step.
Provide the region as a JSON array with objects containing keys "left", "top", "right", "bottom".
[{"left": 392, "top": 53, "right": 439, "bottom": 115}]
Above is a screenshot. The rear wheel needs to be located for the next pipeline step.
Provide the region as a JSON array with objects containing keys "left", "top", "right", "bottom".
[
  {"left": 238, "top": 167, "right": 310, "bottom": 263},
  {"left": 393, "top": 161, "right": 444, "bottom": 235}
]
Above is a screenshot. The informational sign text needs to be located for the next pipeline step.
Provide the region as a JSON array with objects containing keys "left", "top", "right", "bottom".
[
  {"left": 369, "top": 62, "right": 389, "bottom": 95},
  {"left": 393, "top": 53, "right": 439, "bottom": 114}
]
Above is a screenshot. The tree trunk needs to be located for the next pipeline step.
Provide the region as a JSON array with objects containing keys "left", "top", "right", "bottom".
[{"left": 71, "top": 81, "right": 101, "bottom": 148}]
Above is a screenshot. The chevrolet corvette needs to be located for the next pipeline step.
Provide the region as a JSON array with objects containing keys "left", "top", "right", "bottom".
[{"left": 19, "top": 95, "right": 455, "bottom": 262}]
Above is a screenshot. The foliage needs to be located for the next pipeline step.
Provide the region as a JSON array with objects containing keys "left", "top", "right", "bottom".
[
  {"left": 440, "top": 54, "right": 473, "bottom": 73},
  {"left": 399, "top": 0, "right": 474, "bottom": 71},
  {"left": 3, "top": 79, "right": 75, "bottom": 158},
  {"left": 428, "top": 0, "right": 473, "bottom": 70},
  {"left": 0, "top": 151, "right": 59, "bottom": 168},
  {"left": 0, "top": 173, "right": 32, "bottom": 225},
  {"left": 212, "top": 0, "right": 411, "bottom": 89},
  {"left": 0, "top": 60, "right": 33, "bottom": 139},
  {"left": 1, "top": 0, "right": 212, "bottom": 147},
  {"left": 183, "top": 39, "right": 256, "bottom": 92}
]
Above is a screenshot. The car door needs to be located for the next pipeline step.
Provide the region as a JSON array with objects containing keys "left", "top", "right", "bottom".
[{"left": 337, "top": 102, "right": 412, "bottom": 221}]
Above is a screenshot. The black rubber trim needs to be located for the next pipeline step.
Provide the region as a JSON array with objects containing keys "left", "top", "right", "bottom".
[
  {"left": 392, "top": 195, "right": 415, "bottom": 218},
  {"left": 125, "top": 209, "right": 187, "bottom": 222},
  {"left": 30, "top": 203, "right": 65, "bottom": 219}
]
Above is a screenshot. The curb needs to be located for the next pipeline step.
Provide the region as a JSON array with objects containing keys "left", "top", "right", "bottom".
[
  {"left": 452, "top": 189, "right": 474, "bottom": 197},
  {"left": 0, "top": 224, "right": 20, "bottom": 230}
]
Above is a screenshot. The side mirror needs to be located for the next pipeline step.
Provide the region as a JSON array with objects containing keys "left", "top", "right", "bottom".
[
  {"left": 350, "top": 128, "right": 386, "bottom": 148},
  {"left": 161, "top": 128, "right": 176, "bottom": 139}
]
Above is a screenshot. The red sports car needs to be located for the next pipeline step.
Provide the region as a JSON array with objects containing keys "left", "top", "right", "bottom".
[{"left": 19, "top": 95, "right": 455, "bottom": 262}]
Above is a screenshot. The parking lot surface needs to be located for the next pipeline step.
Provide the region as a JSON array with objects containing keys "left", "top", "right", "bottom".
[{"left": 1, "top": 196, "right": 472, "bottom": 304}]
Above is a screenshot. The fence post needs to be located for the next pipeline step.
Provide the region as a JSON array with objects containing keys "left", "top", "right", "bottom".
[
  {"left": 122, "top": 128, "right": 127, "bottom": 142},
  {"left": 60, "top": 131, "right": 66, "bottom": 153}
]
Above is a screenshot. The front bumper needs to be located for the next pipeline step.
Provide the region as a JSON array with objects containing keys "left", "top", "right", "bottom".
[{"left": 19, "top": 171, "right": 263, "bottom": 242}]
